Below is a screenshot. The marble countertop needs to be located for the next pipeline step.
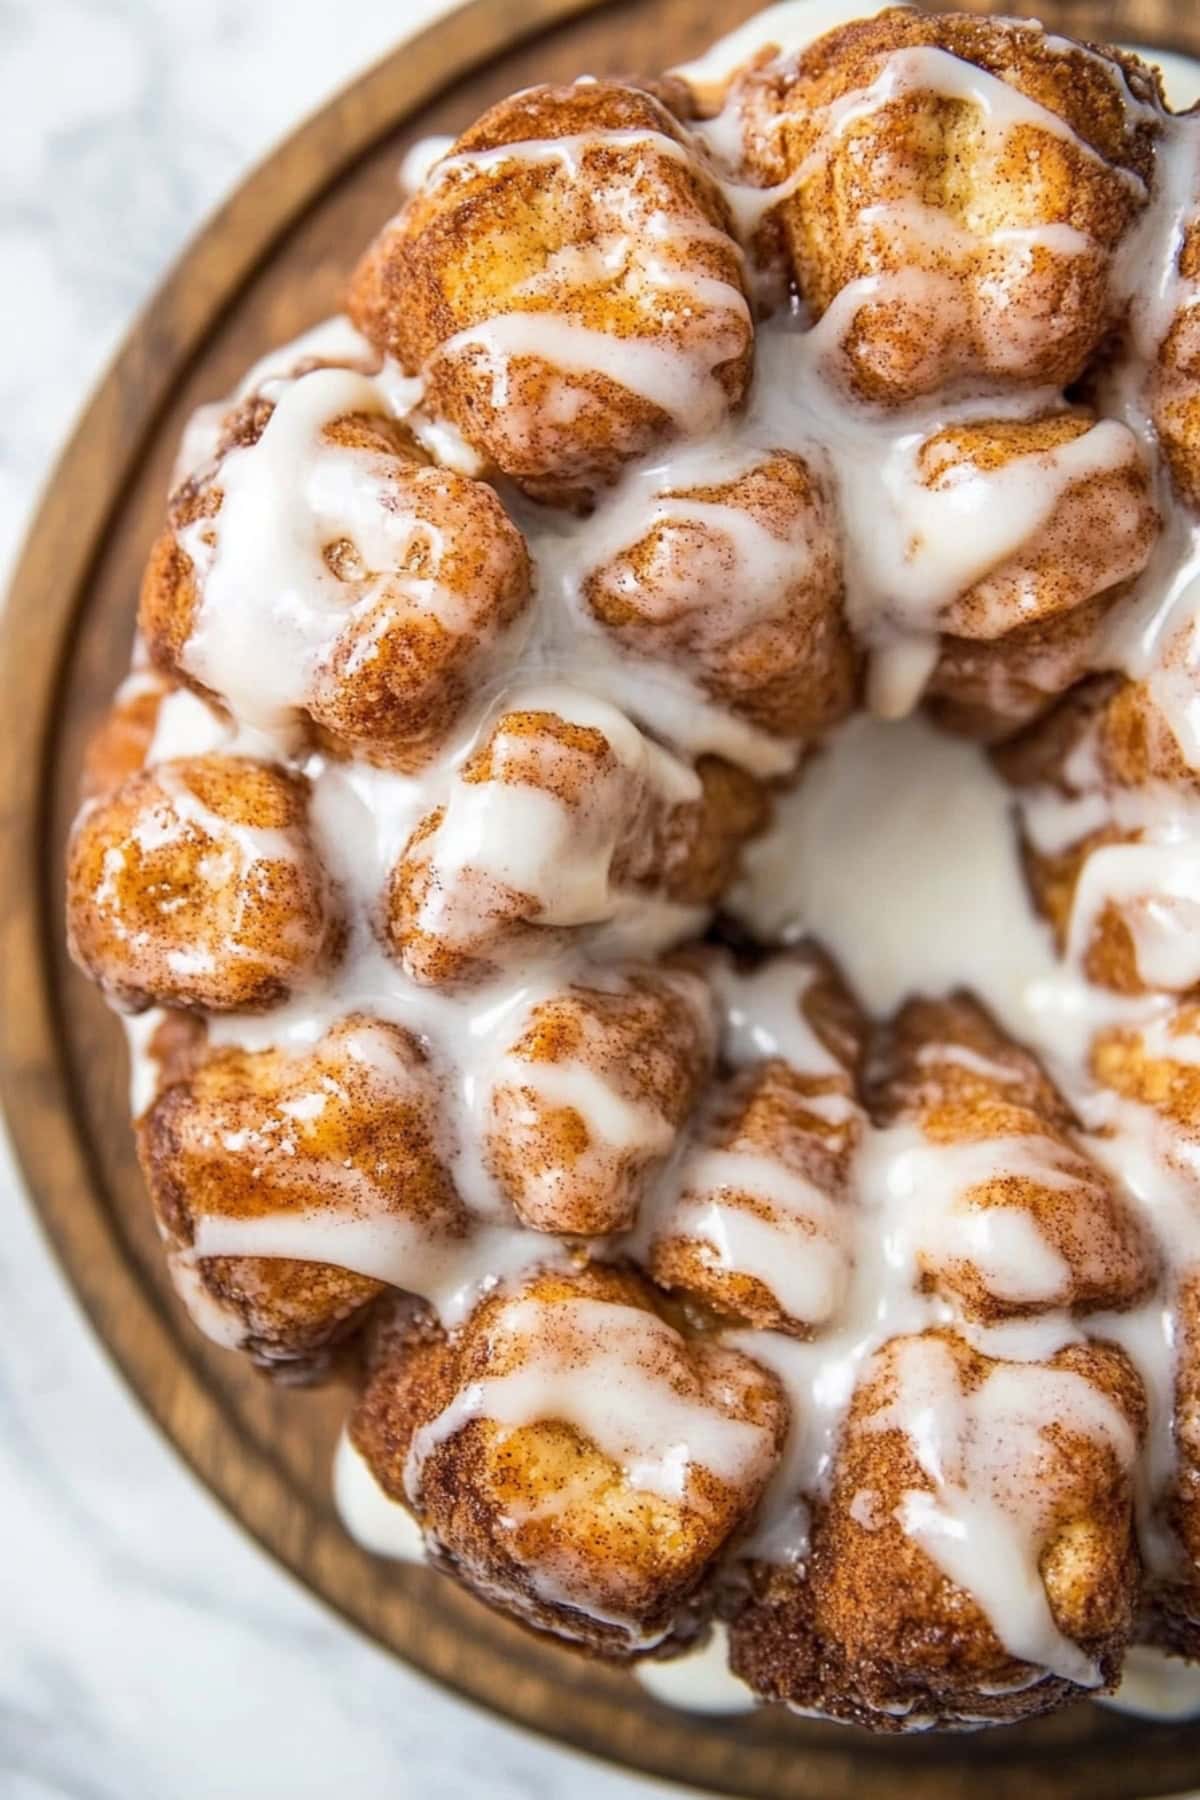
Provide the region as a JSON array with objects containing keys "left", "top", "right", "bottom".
[{"left": 0, "top": 4, "right": 697, "bottom": 1794}]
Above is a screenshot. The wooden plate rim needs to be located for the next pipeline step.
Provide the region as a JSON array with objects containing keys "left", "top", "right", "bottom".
[{"left": 4, "top": 0, "right": 1200, "bottom": 1793}]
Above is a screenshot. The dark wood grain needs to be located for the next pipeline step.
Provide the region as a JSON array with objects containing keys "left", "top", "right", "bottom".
[{"left": 4, "top": 0, "right": 1200, "bottom": 1793}]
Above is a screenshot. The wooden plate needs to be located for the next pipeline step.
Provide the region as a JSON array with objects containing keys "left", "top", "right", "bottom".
[{"left": 5, "top": 0, "right": 1200, "bottom": 1793}]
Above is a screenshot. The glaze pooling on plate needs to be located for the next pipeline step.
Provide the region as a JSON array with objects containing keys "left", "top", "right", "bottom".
[{"left": 61, "top": 0, "right": 1200, "bottom": 1733}]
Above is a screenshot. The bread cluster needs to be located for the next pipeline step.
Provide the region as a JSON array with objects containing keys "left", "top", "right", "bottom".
[{"left": 65, "top": 3, "right": 1200, "bottom": 1732}]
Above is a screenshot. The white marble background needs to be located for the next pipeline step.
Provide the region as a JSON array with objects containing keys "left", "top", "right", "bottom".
[{"left": 0, "top": 3, "right": 696, "bottom": 1794}]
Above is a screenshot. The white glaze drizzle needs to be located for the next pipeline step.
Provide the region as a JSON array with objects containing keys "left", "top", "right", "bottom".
[
  {"left": 671, "top": 0, "right": 894, "bottom": 110},
  {"left": 403, "top": 1293, "right": 775, "bottom": 1509},
  {"left": 333, "top": 1428, "right": 425, "bottom": 1561},
  {"left": 1099, "top": 1641, "right": 1200, "bottom": 1718},
  {"left": 865, "top": 1334, "right": 1135, "bottom": 1687},
  {"left": 634, "top": 1622, "right": 756, "bottom": 1713}
]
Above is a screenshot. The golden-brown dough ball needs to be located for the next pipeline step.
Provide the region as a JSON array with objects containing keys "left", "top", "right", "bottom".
[
  {"left": 306, "top": 458, "right": 533, "bottom": 768},
  {"left": 385, "top": 700, "right": 767, "bottom": 986},
  {"left": 999, "top": 676, "right": 1200, "bottom": 994},
  {"left": 875, "top": 996, "right": 1156, "bottom": 1320},
  {"left": 1090, "top": 1003, "right": 1200, "bottom": 1191},
  {"left": 928, "top": 592, "right": 1118, "bottom": 744},
  {"left": 140, "top": 375, "right": 532, "bottom": 769},
  {"left": 583, "top": 450, "right": 859, "bottom": 742},
  {"left": 648, "top": 947, "right": 867, "bottom": 1335},
  {"left": 736, "top": 10, "right": 1160, "bottom": 401},
  {"left": 729, "top": 1328, "right": 1145, "bottom": 1726},
  {"left": 914, "top": 410, "right": 1158, "bottom": 739},
  {"left": 66, "top": 754, "right": 338, "bottom": 1012},
  {"left": 348, "top": 81, "right": 753, "bottom": 506},
  {"left": 139, "top": 398, "right": 407, "bottom": 679},
  {"left": 138, "top": 1014, "right": 466, "bottom": 1372},
  {"left": 485, "top": 965, "right": 715, "bottom": 1235},
  {"left": 349, "top": 1263, "right": 787, "bottom": 1655}
]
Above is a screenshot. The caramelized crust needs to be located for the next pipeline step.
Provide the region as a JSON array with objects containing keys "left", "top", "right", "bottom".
[
  {"left": 584, "top": 450, "right": 859, "bottom": 741},
  {"left": 385, "top": 705, "right": 767, "bottom": 985},
  {"left": 736, "top": 10, "right": 1159, "bottom": 402},
  {"left": 486, "top": 966, "right": 716, "bottom": 1235},
  {"left": 649, "top": 948, "right": 868, "bottom": 1334},
  {"left": 729, "top": 1328, "right": 1146, "bottom": 1727},
  {"left": 350, "top": 1263, "right": 787, "bottom": 1655},
  {"left": 348, "top": 82, "right": 753, "bottom": 506},
  {"left": 138, "top": 1016, "right": 465, "bottom": 1370},
  {"left": 874, "top": 996, "right": 1155, "bottom": 1320},
  {"left": 66, "top": 754, "right": 337, "bottom": 1013}
]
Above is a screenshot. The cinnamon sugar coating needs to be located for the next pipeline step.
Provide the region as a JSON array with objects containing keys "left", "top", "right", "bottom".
[
  {"left": 348, "top": 82, "right": 753, "bottom": 506},
  {"left": 648, "top": 947, "right": 867, "bottom": 1334},
  {"left": 999, "top": 676, "right": 1200, "bottom": 995},
  {"left": 66, "top": 754, "right": 338, "bottom": 1013},
  {"left": 485, "top": 966, "right": 716, "bottom": 1235},
  {"left": 583, "top": 450, "right": 859, "bottom": 742},
  {"left": 138, "top": 1015, "right": 465, "bottom": 1371},
  {"left": 385, "top": 705, "right": 767, "bottom": 986},
  {"left": 140, "top": 388, "right": 533, "bottom": 770},
  {"left": 919, "top": 411, "right": 1159, "bottom": 738},
  {"left": 728, "top": 1328, "right": 1146, "bottom": 1727},
  {"left": 1153, "top": 219, "right": 1200, "bottom": 510},
  {"left": 736, "top": 9, "right": 1160, "bottom": 402},
  {"left": 874, "top": 996, "right": 1156, "bottom": 1320},
  {"left": 1090, "top": 1002, "right": 1200, "bottom": 1177},
  {"left": 349, "top": 1263, "right": 787, "bottom": 1656}
]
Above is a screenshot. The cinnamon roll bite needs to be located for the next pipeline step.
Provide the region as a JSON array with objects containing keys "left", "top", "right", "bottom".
[
  {"left": 872, "top": 995, "right": 1156, "bottom": 1320},
  {"left": 734, "top": 9, "right": 1161, "bottom": 402},
  {"left": 484, "top": 965, "right": 716, "bottom": 1236},
  {"left": 140, "top": 363, "right": 533, "bottom": 769},
  {"left": 348, "top": 81, "right": 754, "bottom": 506},
  {"left": 138, "top": 1016, "right": 466, "bottom": 1371},
  {"left": 385, "top": 693, "right": 767, "bottom": 985},
  {"left": 350, "top": 1263, "right": 788, "bottom": 1655},
  {"left": 67, "top": 755, "right": 338, "bottom": 1013},
  {"left": 647, "top": 947, "right": 867, "bottom": 1336},
  {"left": 582, "top": 448, "right": 859, "bottom": 744},
  {"left": 729, "top": 1329, "right": 1146, "bottom": 1727}
]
